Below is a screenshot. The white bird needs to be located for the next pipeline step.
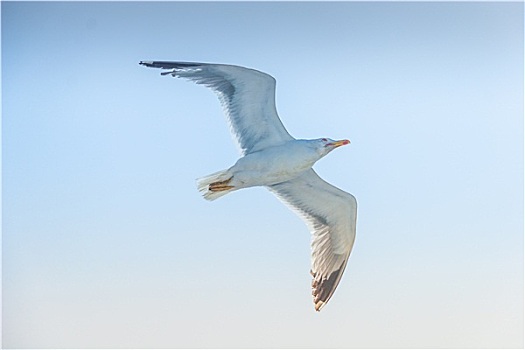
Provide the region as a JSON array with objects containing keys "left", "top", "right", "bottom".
[{"left": 140, "top": 61, "right": 357, "bottom": 311}]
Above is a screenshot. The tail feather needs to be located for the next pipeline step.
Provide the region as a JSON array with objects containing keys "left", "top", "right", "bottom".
[{"left": 196, "top": 169, "right": 235, "bottom": 201}]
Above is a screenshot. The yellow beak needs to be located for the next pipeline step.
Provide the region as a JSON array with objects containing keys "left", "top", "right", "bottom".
[{"left": 328, "top": 139, "right": 351, "bottom": 148}]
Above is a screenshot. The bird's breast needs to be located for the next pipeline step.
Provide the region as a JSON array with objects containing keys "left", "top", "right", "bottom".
[{"left": 230, "top": 142, "right": 320, "bottom": 187}]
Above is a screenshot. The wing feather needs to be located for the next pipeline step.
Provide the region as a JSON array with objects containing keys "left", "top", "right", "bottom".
[
  {"left": 140, "top": 61, "right": 294, "bottom": 155},
  {"left": 269, "top": 169, "right": 357, "bottom": 311}
]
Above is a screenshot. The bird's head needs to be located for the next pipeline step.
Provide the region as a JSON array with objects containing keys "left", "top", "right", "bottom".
[{"left": 315, "top": 138, "right": 350, "bottom": 156}]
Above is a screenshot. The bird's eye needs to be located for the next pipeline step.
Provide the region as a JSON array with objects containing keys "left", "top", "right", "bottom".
[{"left": 322, "top": 138, "right": 327, "bottom": 142}]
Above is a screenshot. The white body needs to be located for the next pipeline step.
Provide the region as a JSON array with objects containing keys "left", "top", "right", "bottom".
[{"left": 229, "top": 140, "right": 322, "bottom": 189}]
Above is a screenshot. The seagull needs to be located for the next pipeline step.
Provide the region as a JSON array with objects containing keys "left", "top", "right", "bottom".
[{"left": 140, "top": 61, "right": 357, "bottom": 311}]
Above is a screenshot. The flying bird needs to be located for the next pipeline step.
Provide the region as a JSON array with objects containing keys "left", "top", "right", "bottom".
[{"left": 140, "top": 61, "right": 357, "bottom": 311}]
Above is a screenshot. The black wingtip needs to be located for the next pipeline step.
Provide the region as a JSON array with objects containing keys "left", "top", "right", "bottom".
[
  {"left": 139, "top": 61, "right": 206, "bottom": 70},
  {"left": 311, "top": 260, "right": 348, "bottom": 312}
]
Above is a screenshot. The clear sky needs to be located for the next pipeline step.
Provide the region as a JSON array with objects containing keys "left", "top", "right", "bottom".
[{"left": 2, "top": 1, "right": 523, "bottom": 348}]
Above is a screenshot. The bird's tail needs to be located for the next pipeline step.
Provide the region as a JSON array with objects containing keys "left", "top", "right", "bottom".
[{"left": 196, "top": 169, "right": 235, "bottom": 201}]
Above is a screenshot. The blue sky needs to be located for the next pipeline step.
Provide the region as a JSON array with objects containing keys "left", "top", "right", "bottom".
[{"left": 2, "top": 1, "right": 523, "bottom": 348}]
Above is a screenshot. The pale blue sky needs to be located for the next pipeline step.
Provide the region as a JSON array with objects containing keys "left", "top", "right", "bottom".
[{"left": 2, "top": 1, "right": 523, "bottom": 348}]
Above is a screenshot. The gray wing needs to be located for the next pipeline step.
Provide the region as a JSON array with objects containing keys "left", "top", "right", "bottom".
[
  {"left": 269, "top": 169, "right": 357, "bottom": 311},
  {"left": 140, "top": 61, "right": 294, "bottom": 155}
]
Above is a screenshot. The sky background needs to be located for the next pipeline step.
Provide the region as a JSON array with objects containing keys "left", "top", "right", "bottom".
[{"left": 2, "top": 1, "right": 523, "bottom": 348}]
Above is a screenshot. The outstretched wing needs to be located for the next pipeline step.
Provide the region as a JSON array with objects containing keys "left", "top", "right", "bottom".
[
  {"left": 140, "top": 61, "right": 294, "bottom": 155},
  {"left": 269, "top": 169, "right": 357, "bottom": 311}
]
